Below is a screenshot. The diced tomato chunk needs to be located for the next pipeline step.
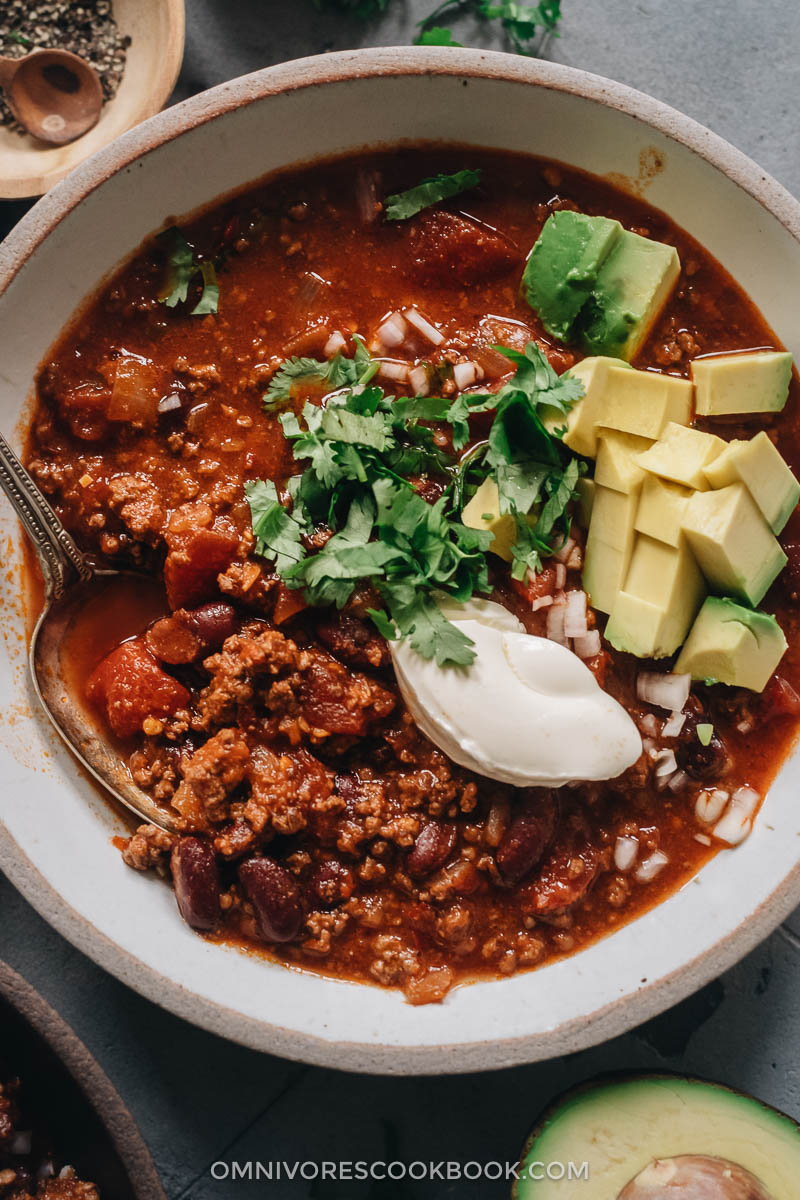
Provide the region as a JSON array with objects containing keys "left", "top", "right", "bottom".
[
  {"left": 86, "top": 639, "right": 190, "bottom": 738},
  {"left": 163, "top": 526, "right": 239, "bottom": 609},
  {"left": 273, "top": 581, "right": 308, "bottom": 625},
  {"left": 510, "top": 566, "right": 558, "bottom": 607},
  {"left": 762, "top": 674, "right": 800, "bottom": 719},
  {"left": 406, "top": 211, "right": 519, "bottom": 286}
]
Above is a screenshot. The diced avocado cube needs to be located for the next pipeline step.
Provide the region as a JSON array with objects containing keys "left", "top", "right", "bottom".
[
  {"left": 703, "top": 431, "right": 800, "bottom": 533},
  {"left": 675, "top": 596, "right": 787, "bottom": 692},
  {"left": 579, "top": 230, "right": 681, "bottom": 362},
  {"left": 605, "top": 535, "right": 706, "bottom": 658},
  {"left": 583, "top": 529, "right": 631, "bottom": 615},
  {"left": 555, "top": 357, "right": 691, "bottom": 459},
  {"left": 588, "top": 483, "right": 639, "bottom": 546},
  {"left": 691, "top": 350, "right": 793, "bottom": 416},
  {"left": 634, "top": 421, "right": 726, "bottom": 490},
  {"left": 521, "top": 212, "right": 622, "bottom": 342},
  {"left": 635, "top": 475, "right": 693, "bottom": 548},
  {"left": 582, "top": 484, "right": 639, "bottom": 613},
  {"left": 682, "top": 484, "right": 787, "bottom": 606},
  {"left": 576, "top": 477, "right": 595, "bottom": 528},
  {"left": 461, "top": 477, "right": 516, "bottom": 562},
  {"left": 595, "top": 430, "right": 653, "bottom": 493}
]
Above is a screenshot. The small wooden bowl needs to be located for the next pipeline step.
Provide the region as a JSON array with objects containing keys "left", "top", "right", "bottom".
[
  {"left": 0, "top": 0, "right": 185, "bottom": 199},
  {"left": 0, "top": 962, "right": 165, "bottom": 1199}
]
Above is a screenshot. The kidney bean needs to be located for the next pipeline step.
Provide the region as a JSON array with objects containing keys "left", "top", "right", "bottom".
[
  {"left": 184, "top": 601, "right": 239, "bottom": 648},
  {"left": 171, "top": 837, "right": 221, "bottom": 932},
  {"left": 308, "top": 859, "right": 354, "bottom": 909},
  {"left": 239, "top": 856, "right": 304, "bottom": 943},
  {"left": 496, "top": 790, "right": 558, "bottom": 885},
  {"left": 407, "top": 822, "right": 457, "bottom": 878},
  {"left": 676, "top": 731, "right": 729, "bottom": 781}
]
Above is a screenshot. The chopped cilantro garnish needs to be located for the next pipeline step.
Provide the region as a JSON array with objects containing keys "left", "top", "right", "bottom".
[
  {"left": 263, "top": 336, "right": 375, "bottom": 410},
  {"left": 158, "top": 228, "right": 220, "bottom": 316},
  {"left": 697, "top": 723, "right": 714, "bottom": 747},
  {"left": 417, "top": 25, "right": 463, "bottom": 44},
  {"left": 384, "top": 169, "right": 482, "bottom": 221},
  {"left": 416, "top": 0, "right": 562, "bottom": 55},
  {"left": 246, "top": 339, "right": 583, "bottom": 665}
]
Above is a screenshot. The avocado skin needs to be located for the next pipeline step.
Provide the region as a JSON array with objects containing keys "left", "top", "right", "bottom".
[{"left": 513, "top": 1072, "right": 800, "bottom": 1200}]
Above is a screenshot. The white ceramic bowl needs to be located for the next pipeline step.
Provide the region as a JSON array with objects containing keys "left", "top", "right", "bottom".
[{"left": 1, "top": 49, "right": 799, "bottom": 1075}]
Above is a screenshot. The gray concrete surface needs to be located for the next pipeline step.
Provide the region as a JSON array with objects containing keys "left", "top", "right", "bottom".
[{"left": 1, "top": 2, "right": 800, "bottom": 1196}]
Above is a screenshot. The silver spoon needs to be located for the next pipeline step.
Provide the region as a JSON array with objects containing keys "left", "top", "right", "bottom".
[{"left": 0, "top": 433, "right": 176, "bottom": 832}]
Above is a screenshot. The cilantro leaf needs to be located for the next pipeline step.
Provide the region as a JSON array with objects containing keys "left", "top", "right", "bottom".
[
  {"left": 244, "top": 480, "right": 307, "bottom": 575},
  {"left": 264, "top": 336, "right": 377, "bottom": 410},
  {"left": 191, "top": 261, "right": 219, "bottom": 316},
  {"left": 158, "top": 227, "right": 220, "bottom": 315},
  {"left": 417, "top": 0, "right": 561, "bottom": 55},
  {"left": 385, "top": 169, "right": 482, "bottom": 221},
  {"left": 248, "top": 337, "right": 582, "bottom": 666},
  {"left": 416, "top": 25, "right": 463, "bottom": 45}
]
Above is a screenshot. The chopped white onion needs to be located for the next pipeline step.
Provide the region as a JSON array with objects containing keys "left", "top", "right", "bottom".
[
  {"left": 566, "top": 544, "right": 584, "bottom": 570},
  {"left": 324, "top": 330, "right": 347, "bottom": 358},
  {"left": 667, "top": 769, "right": 689, "bottom": 793},
  {"left": 554, "top": 537, "right": 575, "bottom": 563},
  {"left": 642, "top": 737, "right": 658, "bottom": 757},
  {"left": 404, "top": 307, "right": 444, "bottom": 346},
  {"left": 157, "top": 393, "right": 182, "bottom": 414},
  {"left": 637, "top": 713, "right": 660, "bottom": 737},
  {"left": 712, "top": 786, "right": 761, "bottom": 845},
  {"left": 531, "top": 594, "right": 554, "bottom": 612},
  {"left": 563, "top": 590, "right": 588, "bottom": 638},
  {"left": 635, "top": 849, "right": 669, "bottom": 882},
  {"left": 297, "top": 270, "right": 328, "bottom": 307},
  {"left": 356, "top": 169, "right": 381, "bottom": 225},
  {"left": 554, "top": 563, "right": 567, "bottom": 590},
  {"left": 653, "top": 748, "right": 678, "bottom": 777},
  {"left": 695, "top": 832, "right": 712, "bottom": 846},
  {"left": 661, "top": 710, "right": 686, "bottom": 738},
  {"left": 573, "top": 630, "right": 601, "bottom": 659},
  {"left": 453, "top": 361, "right": 483, "bottom": 390},
  {"left": 731, "top": 785, "right": 761, "bottom": 816},
  {"left": 695, "top": 788, "right": 730, "bottom": 825},
  {"left": 408, "top": 365, "right": 430, "bottom": 397},
  {"left": 636, "top": 671, "right": 691, "bottom": 712},
  {"left": 376, "top": 312, "right": 408, "bottom": 349},
  {"left": 378, "top": 360, "right": 410, "bottom": 383},
  {"left": 546, "top": 596, "right": 567, "bottom": 645},
  {"left": 614, "top": 835, "right": 639, "bottom": 872}
]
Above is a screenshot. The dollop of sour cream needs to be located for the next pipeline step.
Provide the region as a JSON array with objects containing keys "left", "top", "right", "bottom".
[{"left": 391, "top": 598, "right": 642, "bottom": 787}]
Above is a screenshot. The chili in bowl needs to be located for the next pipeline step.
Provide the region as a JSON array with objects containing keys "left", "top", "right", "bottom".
[{"left": 24, "top": 145, "right": 800, "bottom": 1005}]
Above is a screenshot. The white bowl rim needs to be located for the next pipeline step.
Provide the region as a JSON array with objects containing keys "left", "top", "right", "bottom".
[{"left": 1, "top": 46, "right": 800, "bottom": 1074}]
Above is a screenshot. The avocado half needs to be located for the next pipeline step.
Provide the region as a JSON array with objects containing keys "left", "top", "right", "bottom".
[{"left": 513, "top": 1074, "right": 800, "bottom": 1199}]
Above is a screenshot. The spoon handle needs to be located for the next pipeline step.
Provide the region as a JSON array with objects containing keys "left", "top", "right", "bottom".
[{"left": 0, "top": 432, "right": 92, "bottom": 600}]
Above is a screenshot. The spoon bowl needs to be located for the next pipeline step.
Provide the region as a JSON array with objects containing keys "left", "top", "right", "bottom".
[
  {"left": 0, "top": 49, "right": 103, "bottom": 146},
  {"left": 0, "top": 431, "right": 176, "bottom": 831}
]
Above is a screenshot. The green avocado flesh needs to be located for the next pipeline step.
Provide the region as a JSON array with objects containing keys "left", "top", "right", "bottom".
[
  {"left": 522, "top": 214, "right": 680, "bottom": 360},
  {"left": 514, "top": 1076, "right": 800, "bottom": 1199}
]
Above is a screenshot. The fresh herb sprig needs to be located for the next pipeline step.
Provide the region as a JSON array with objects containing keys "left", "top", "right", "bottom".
[
  {"left": 246, "top": 340, "right": 582, "bottom": 665},
  {"left": 416, "top": 0, "right": 562, "bottom": 53},
  {"left": 158, "top": 228, "right": 220, "bottom": 316},
  {"left": 384, "top": 169, "right": 482, "bottom": 221}
]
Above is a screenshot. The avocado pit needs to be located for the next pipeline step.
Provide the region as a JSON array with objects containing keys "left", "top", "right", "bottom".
[{"left": 618, "top": 1155, "right": 775, "bottom": 1199}]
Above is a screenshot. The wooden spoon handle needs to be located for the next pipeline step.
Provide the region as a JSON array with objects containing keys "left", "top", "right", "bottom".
[{"left": 0, "top": 55, "right": 19, "bottom": 90}]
